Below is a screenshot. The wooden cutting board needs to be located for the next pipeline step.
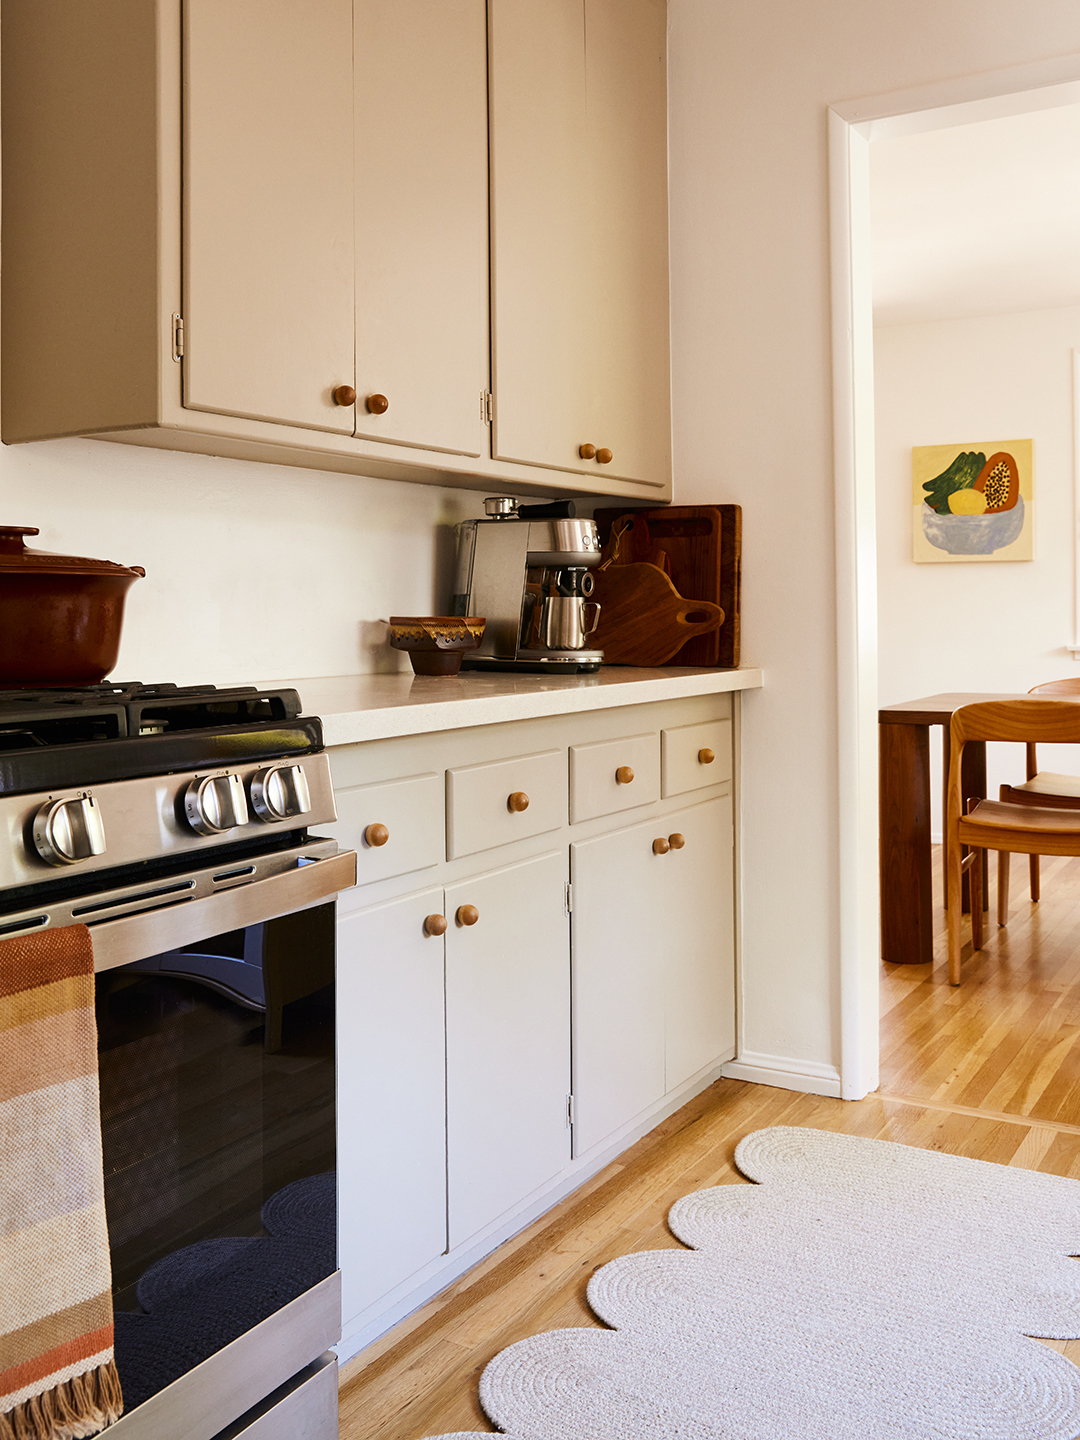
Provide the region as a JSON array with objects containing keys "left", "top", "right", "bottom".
[
  {"left": 594, "top": 505, "right": 741, "bottom": 667},
  {"left": 590, "top": 562, "right": 724, "bottom": 666}
]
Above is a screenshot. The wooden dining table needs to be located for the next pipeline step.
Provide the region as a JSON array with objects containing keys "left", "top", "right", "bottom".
[{"left": 878, "top": 692, "right": 1030, "bottom": 966}]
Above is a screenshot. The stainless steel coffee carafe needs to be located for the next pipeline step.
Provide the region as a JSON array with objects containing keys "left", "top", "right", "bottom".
[{"left": 540, "top": 596, "right": 601, "bottom": 651}]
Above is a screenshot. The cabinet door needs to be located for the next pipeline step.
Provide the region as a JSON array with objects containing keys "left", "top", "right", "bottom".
[
  {"left": 183, "top": 0, "right": 355, "bottom": 433},
  {"left": 354, "top": 0, "right": 489, "bottom": 456},
  {"left": 489, "top": 0, "right": 670, "bottom": 489},
  {"left": 488, "top": 0, "right": 592, "bottom": 476},
  {"left": 336, "top": 889, "right": 447, "bottom": 1327},
  {"left": 445, "top": 852, "right": 571, "bottom": 1249},
  {"left": 662, "top": 796, "right": 735, "bottom": 1092},
  {"left": 570, "top": 818, "right": 667, "bottom": 1157},
  {"left": 583, "top": 0, "right": 671, "bottom": 490}
]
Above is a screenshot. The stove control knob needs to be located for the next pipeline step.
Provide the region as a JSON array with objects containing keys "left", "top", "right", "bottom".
[
  {"left": 33, "top": 795, "right": 107, "bottom": 866},
  {"left": 184, "top": 773, "right": 249, "bottom": 835},
  {"left": 250, "top": 763, "right": 311, "bottom": 823}
]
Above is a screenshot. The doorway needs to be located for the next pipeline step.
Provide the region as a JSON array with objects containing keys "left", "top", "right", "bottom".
[{"left": 829, "top": 59, "right": 1080, "bottom": 1099}]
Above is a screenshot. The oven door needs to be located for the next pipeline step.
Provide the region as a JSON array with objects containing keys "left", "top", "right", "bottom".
[{"left": 92, "top": 848, "right": 355, "bottom": 1440}]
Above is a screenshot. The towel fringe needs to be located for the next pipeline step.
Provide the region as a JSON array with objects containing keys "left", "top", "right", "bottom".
[{"left": 0, "top": 1361, "right": 123, "bottom": 1440}]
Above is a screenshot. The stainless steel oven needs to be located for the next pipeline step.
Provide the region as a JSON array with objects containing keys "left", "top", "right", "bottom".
[{"left": 0, "top": 683, "right": 356, "bottom": 1440}]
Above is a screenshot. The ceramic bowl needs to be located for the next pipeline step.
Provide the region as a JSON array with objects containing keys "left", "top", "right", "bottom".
[{"left": 388, "top": 616, "right": 485, "bottom": 676}]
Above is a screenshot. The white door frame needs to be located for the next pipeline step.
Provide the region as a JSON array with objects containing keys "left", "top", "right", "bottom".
[{"left": 828, "top": 56, "right": 1080, "bottom": 1101}]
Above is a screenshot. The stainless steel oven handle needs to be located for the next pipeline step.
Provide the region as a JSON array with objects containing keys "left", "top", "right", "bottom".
[{"left": 89, "top": 850, "right": 357, "bottom": 974}]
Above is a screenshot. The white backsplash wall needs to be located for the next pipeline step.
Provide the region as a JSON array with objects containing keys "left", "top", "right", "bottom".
[
  {"left": 2, "top": 434, "right": 488, "bottom": 686},
  {"left": 875, "top": 304, "right": 1080, "bottom": 835}
]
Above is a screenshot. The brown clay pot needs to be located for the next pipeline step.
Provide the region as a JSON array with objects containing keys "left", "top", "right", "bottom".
[{"left": 0, "top": 526, "right": 145, "bottom": 685}]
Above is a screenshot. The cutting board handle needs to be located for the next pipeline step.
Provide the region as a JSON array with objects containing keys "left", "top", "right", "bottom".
[{"left": 675, "top": 598, "right": 725, "bottom": 633}]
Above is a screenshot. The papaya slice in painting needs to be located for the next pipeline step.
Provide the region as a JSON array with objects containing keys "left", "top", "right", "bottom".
[{"left": 974, "top": 452, "right": 1019, "bottom": 512}]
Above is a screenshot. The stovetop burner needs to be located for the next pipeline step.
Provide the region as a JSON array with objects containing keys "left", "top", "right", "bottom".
[
  {"left": 0, "top": 682, "right": 317, "bottom": 798},
  {"left": 0, "top": 681, "right": 301, "bottom": 745}
]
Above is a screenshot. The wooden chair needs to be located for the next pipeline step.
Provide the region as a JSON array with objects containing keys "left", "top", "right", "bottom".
[
  {"left": 997, "top": 678, "right": 1080, "bottom": 923},
  {"left": 947, "top": 699, "right": 1080, "bottom": 986}
]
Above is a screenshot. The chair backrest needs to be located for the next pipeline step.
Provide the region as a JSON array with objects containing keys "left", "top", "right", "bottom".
[
  {"left": 1029, "top": 677, "right": 1080, "bottom": 698},
  {"left": 951, "top": 699, "right": 1080, "bottom": 749},
  {"left": 947, "top": 700, "right": 1080, "bottom": 832}
]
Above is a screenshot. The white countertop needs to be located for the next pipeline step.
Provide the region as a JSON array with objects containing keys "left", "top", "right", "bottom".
[{"left": 276, "top": 666, "right": 763, "bottom": 746}]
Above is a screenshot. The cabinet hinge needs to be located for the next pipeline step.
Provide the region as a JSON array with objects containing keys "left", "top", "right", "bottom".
[
  {"left": 564, "top": 881, "right": 573, "bottom": 915},
  {"left": 566, "top": 1093, "right": 575, "bottom": 1127},
  {"left": 481, "top": 390, "right": 493, "bottom": 425},
  {"left": 172, "top": 314, "right": 184, "bottom": 362}
]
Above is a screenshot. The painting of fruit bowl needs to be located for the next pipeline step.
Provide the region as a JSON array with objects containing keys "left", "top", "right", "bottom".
[{"left": 912, "top": 440, "right": 1033, "bottom": 562}]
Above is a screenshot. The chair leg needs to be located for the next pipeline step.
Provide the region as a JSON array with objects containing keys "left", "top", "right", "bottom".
[
  {"left": 947, "top": 836, "right": 964, "bottom": 986},
  {"left": 998, "top": 850, "right": 1010, "bottom": 927},
  {"left": 970, "top": 849, "right": 984, "bottom": 952},
  {"left": 1030, "top": 853, "right": 1040, "bottom": 902}
]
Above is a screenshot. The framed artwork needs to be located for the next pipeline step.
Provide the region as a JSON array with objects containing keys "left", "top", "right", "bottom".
[{"left": 912, "top": 440, "right": 1033, "bottom": 562}]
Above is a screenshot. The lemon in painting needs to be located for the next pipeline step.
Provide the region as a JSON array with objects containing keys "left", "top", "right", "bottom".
[{"left": 948, "top": 488, "right": 988, "bottom": 515}]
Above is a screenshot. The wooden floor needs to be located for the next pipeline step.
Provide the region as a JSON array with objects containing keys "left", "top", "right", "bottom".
[{"left": 340, "top": 847, "right": 1080, "bottom": 1439}]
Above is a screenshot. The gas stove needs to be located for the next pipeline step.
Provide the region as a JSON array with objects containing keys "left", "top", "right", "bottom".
[{"left": 0, "top": 682, "right": 344, "bottom": 950}]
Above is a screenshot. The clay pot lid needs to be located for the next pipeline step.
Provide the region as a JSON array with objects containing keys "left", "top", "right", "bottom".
[{"left": 0, "top": 526, "right": 145, "bottom": 577}]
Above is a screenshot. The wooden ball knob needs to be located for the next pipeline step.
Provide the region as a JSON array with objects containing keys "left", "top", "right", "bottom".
[
  {"left": 579, "top": 443, "right": 597, "bottom": 460},
  {"left": 507, "top": 791, "right": 530, "bottom": 813},
  {"left": 615, "top": 766, "right": 634, "bottom": 785},
  {"left": 668, "top": 832, "right": 686, "bottom": 850},
  {"left": 332, "top": 384, "right": 356, "bottom": 406},
  {"left": 652, "top": 837, "right": 670, "bottom": 855},
  {"left": 424, "top": 913, "right": 448, "bottom": 937},
  {"left": 698, "top": 748, "right": 715, "bottom": 765},
  {"left": 364, "top": 822, "right": 389, "bottom": 848},
  {"left": 596, "top": 448, "right": 613, "bottom": 464},
  {"left": 456, "top": 904, "right": 479, "bottom": 927},
  {"left": 366, "top": 393, "right": 389, "bottom": 414}
]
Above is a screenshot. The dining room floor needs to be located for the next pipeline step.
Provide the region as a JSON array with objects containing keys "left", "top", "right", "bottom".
[{"left": 338, "top": 846, "right": 1080, "bottom": 1439}]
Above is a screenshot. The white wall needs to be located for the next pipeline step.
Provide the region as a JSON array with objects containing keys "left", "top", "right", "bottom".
[
  {"left": 2, "top": 437, "right": 486, "bottom": 686},
  {"left": 876, "top": 305, "right": 1080, "bottom": 833},
  {"left": 667, "top": 0, "right": 1080, "bottom": 1090}
]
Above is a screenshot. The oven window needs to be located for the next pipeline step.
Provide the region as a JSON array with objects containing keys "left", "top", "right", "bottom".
[{"left": 95, "top": 903, "right": 336, "bottom": 1412}]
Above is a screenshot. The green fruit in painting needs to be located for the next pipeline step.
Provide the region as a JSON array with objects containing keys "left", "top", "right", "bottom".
[{"left": 921, "top": 451, "right": 985, "bottom": 514}]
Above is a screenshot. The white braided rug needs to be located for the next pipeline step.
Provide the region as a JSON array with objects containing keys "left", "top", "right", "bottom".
[{"left": 425, "top": 1127, "right": 1080, "bottom": 1439}]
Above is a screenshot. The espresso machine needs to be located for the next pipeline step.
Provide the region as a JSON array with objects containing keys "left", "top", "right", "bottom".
[{"left": 452, "top": 498, "right": 603, "bottom": 672}]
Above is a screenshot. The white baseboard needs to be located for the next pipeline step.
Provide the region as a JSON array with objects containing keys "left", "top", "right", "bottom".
[{"left": 721, "top": 1050, "right": 842, "bottom": 1098}]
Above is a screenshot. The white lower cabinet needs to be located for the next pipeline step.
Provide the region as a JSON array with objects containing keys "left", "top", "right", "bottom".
[
  {"left": 337, "top": 851, "right": 571, "bottom": 1323},
  {"left": 571, "top": 794, "right": 735, "bottom": 1156},
  {"left": 331, "top": 692, "right": 737, "bottom": 1344},
  {"left": 336, "top": 887, "right": 448, "bottom": 1326},
  {"left": 446, "top": 851, "right": 571, "bottom": 1248}
]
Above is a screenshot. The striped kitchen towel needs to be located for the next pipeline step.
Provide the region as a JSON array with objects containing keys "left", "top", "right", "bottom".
[{"left": 0, "top": 926, "right": 123, "bottom": 1440}]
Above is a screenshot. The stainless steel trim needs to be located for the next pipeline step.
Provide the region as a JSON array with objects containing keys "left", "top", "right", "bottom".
[
  {"left": 0, "top": 751, "right": 338, "bottom": 890},
  {"left": 104, "top": 1273, "right": 341, "bottom": 1440},
  {"left": 86, "top": 848, "right": 356, "bottom": 971},
  {"left": 214, "top": 1354, "right": 338, "bottom": 1440}
]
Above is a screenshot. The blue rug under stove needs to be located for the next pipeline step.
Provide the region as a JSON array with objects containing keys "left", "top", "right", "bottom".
[{"left": 113, "top": 1172, "right": 336, "bottom": 1411}]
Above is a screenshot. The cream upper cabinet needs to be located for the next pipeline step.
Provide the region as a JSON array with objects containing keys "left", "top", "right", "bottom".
[
  {"left": 489, "top": 0, "right": 671, "bottom": 491},
  {"left": 353, "top": 0, "right": 490, "bottom": 458},
  {"left": 1, "top": 0, "right": 671, "bottom": 502},
  {"left": 183, "top": 0, "right": 356, "bottom": 434}
]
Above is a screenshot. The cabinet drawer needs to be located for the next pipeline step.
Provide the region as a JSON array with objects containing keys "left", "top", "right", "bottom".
[
  {"left": 447, "top": 750, "right": 565, "bottom": 860},
  {"left": 569, "top": 732, "right": 659, "bottom": 824},
  {"left": 661, "top": 720, "right": 732, "bottom": 797},
  {"left": 335, "top": 773, "right": 443, "bottom": 885}
]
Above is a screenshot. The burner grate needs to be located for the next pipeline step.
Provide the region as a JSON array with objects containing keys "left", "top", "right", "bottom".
[{"left": 0, "top": 683, "right": 301, "bottom": 740}]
